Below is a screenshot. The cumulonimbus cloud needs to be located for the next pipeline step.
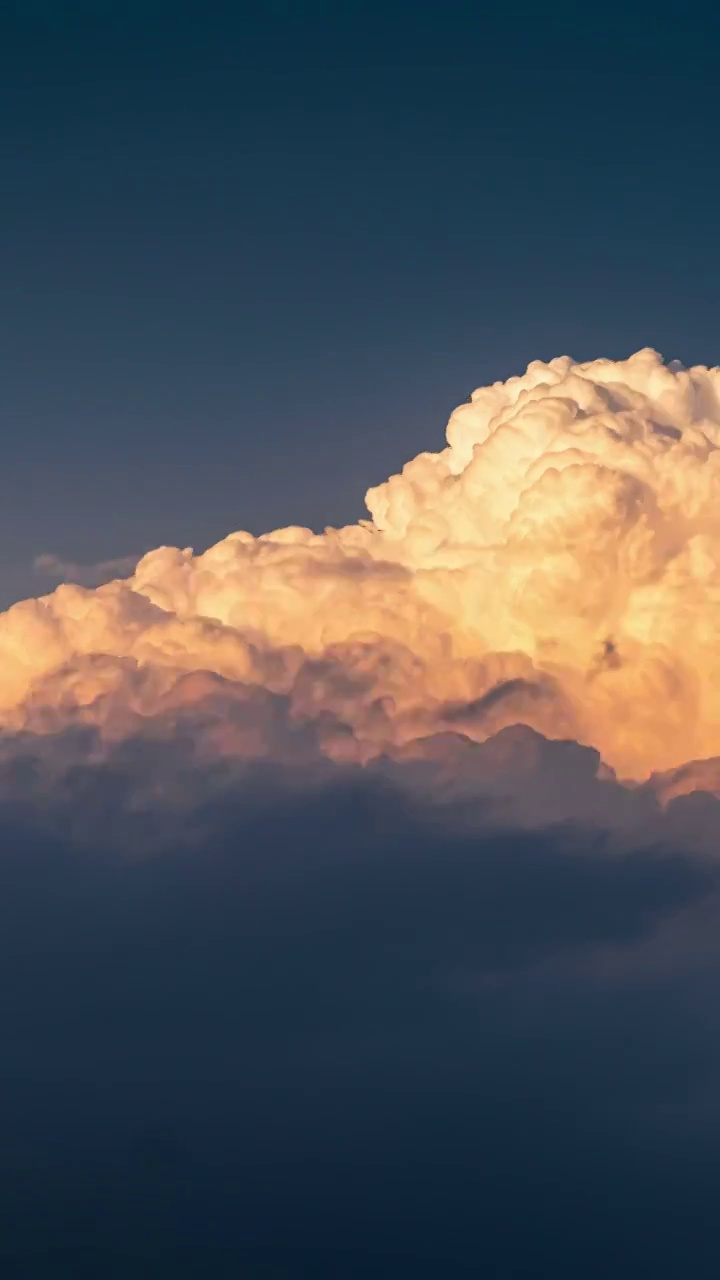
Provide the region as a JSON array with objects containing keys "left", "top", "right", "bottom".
[
  {"left": 7, "top": 353, "right": 720, "bottom": 1273},
  {"left": 5, "top": 348, "right": 720, "bottom": 802}
]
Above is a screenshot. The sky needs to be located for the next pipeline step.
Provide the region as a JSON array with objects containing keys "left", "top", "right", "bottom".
[
  {"left": 2, "top": 0, "right": 719, "bottom": 607},
  {"left": 6, "top": 4, "right": 720, "bottom": 1276}
]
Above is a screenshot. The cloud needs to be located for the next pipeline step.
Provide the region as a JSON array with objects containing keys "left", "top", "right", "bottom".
[
  {"left": 6, "top": 351, "right": 720, "bottom": 1270},
  {"left": 34, "top": 551, "right": 139, "bottom": 587},
  {"left": 3, "top": 348, "right": 720, "bottom": 791},
  {"left": 0, "top": 745, "right": 718, "bottom": 1273}
]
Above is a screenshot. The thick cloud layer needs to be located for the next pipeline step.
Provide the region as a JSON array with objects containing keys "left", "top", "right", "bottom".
[
  {"left": 2, "top": 753, "right": 720, "bottom": 1276},
  {"left": 5, "top": 348, "right": 720, "bottom": 795},
  {"left": 6, "top": 352, "right": 720, "bottom": 1273}
]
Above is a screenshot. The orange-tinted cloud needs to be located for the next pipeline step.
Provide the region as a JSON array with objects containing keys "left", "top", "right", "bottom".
[{"left": 4, "top": 349, "right": 720, "bottom": 789}]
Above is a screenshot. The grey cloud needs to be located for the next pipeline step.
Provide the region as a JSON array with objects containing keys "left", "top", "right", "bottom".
[
  {"left": 441, "top": 676, "right": 554, "bottom": 723},
  {"left": 0, "top": 719, "right": 719, "bottom": 1275},
  {"left": 34, "top": 551, "right": 140, "bottom": 587}
]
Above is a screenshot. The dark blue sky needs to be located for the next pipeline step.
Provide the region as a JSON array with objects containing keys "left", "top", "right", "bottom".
[{"left": 2, "top": 0, "right": 718, "bottom": 606}]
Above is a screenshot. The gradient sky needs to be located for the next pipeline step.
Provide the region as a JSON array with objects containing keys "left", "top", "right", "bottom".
[
  {"left": 2, "top": 0, "right": 719, "bottom": 608},
  {"left": 6, "top": 7, "right": 720, "bottom": 1274}
]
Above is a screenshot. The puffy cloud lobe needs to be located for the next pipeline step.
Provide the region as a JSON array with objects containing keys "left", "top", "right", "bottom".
[{"left": 4, "top": 348, "right": 720, "bottom": 786}]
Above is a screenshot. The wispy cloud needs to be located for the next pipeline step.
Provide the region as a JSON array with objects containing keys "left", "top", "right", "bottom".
[{"left": 34, "top": 551, "right": 139, "bottom": 588}]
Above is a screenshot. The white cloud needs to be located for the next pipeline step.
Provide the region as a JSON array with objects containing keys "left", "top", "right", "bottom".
[{"left": 4, "top": 350, "right": 720, "bottom": 793}]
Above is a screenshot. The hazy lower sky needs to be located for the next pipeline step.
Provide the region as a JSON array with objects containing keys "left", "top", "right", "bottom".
[{"left": 2, "top": 0, "right": 718, "bottom": 607}]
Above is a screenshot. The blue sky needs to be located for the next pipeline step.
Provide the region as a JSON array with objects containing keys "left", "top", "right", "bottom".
[{"left": 2, "top": 0, "right": 718, "bottom": 605}]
